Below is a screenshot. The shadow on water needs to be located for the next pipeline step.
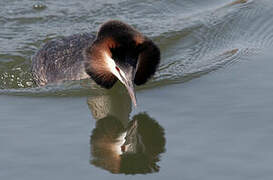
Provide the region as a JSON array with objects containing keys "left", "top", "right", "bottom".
[{"left": 87, "top": 86, "right": 166, "bottom": 174}]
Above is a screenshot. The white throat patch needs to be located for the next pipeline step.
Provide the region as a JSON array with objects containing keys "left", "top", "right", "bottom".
[{"left": 104, "top": 52, "right": 126, "bottom": 84}]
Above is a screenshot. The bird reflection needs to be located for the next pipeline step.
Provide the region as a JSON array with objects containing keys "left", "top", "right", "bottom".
[{"left": 87, "top": 85, "right": 166, "bottom": 174}]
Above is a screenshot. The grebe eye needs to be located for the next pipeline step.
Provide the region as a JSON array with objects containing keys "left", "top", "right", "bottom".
[{"left": 115, "top": 66, "right": 120, "bottom": 72}]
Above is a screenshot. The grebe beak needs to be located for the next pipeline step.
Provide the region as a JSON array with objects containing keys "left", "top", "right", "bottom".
[
  {"left": 123, "top": 70, "right": 137, "bottom": 107},
  {"left": 105, "top": 53, "right": 137, "bottom": 106},
  {"left": 117, "top": 65, "right": 137, "bottom": 107}
]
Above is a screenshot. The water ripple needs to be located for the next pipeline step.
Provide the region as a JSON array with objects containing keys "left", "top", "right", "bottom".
[{"left": 0, "top": 0, "right": 273, "bottom": 96}]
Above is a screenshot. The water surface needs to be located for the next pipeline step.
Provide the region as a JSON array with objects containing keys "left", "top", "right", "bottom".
[{"left": 1, "top": 0, "right": 273, "bottom": 179}]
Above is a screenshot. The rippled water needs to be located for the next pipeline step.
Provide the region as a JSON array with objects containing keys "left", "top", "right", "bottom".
[
  {"left": 1, "top": 0, "right": 273, "bottom": 179},
  {"left": 1, "top": 0, "right": 271, "bottom": 92}
]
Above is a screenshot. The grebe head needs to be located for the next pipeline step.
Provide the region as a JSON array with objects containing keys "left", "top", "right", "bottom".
[{"left": 84, "top": 20, "right": 160, "bottom": 106}]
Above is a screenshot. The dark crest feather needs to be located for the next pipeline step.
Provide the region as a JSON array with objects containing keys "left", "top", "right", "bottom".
[{"left": 134, "top": 39, "right": 160, "bottom": 85}]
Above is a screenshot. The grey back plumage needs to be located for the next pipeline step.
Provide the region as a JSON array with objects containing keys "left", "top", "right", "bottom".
[{"left": 31, "top": 33, "right": 95, "bottom": 86}]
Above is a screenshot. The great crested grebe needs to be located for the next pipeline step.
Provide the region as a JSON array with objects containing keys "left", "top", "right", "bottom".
[{"left": 31, "top": 20, "right": 161, "bottom": 106}]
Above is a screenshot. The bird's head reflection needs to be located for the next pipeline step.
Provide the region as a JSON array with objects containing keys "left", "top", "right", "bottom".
[
  {"left": 87, "top": 87, "right": 166, "bottom": 174},
  {"left": 90, "top": 113, "right": 165, "bottom": 174}
]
